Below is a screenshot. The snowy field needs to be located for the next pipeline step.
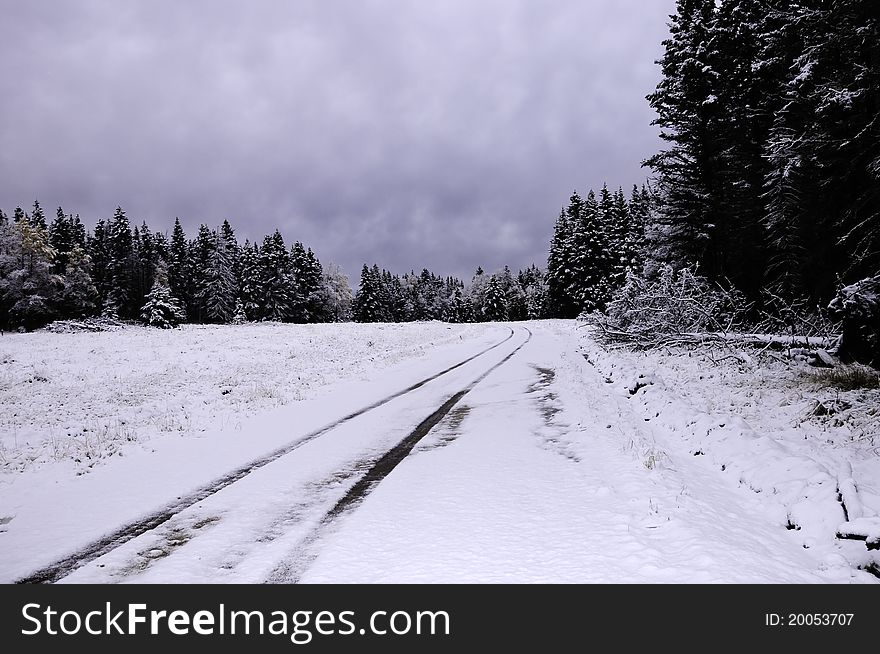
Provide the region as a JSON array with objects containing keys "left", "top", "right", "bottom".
[
  {"left": 0, "top": 322, "right": 495, "bottom": 474},
  {"left": 0, "top": 320, "right": 877, "bottom": 583}
]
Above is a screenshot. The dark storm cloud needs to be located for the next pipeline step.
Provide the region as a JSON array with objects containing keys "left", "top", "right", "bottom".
[{"left": 0, "top": 0, "right": 672, "bottom": 280}]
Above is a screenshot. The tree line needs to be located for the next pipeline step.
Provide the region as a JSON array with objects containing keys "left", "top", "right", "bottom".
[
  {"left": 352, "top": 263, "right": 548, "bottom": 324},
  {"left": 0, "top": 200, "right": 552, "bottom": 330},
  {"left": 0, "top": 201, "right": 353, "bottom": 329}
]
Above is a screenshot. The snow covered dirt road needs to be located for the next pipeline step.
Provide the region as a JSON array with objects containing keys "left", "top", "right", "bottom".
[
  {"left": 3, "top": 321, "right": 875, "bottom": 583},
  {"left": 295, "top": 323, "right": 853, "bottom": 583}
]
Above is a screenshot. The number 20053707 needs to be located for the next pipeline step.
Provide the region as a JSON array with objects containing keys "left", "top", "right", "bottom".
[{"left": 765, "top": 613, "right": 854, "bottom": 627}]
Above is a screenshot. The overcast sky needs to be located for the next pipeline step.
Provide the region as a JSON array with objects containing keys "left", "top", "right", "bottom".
[{"left": 0, "top": 0, "right": 672, "bottom": 281}]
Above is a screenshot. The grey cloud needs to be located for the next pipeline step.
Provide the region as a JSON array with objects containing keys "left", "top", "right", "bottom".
[{"left": 0, "top": 0, "right": 673, "bottom": 280}]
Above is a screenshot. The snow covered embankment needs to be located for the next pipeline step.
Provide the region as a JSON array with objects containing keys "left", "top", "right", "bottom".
[{"left": 577, "top": 326, "right": 880, "bottom": 580}]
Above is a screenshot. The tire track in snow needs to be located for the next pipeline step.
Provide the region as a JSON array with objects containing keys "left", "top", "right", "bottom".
[
  {"left": 265, "top": 327, "right": 533, "bottom": 583},
  {"left": 15, "top": 327, "right": 516, "bottom": 584}
]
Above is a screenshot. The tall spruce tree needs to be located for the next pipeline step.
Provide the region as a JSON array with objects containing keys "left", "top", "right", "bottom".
[
  {"left": 190, "top": 224, "right": 214, "bottom": 322},
  {"left": 290, "top": 241, "right": 326, "bottom": 323},
  {"left": 645, "top": 0, "right": 724, "bottom": 277},
  {"left": 483, "top": 274, "right": 508, "bottom": 321},
  {"left": 49, "top": 207, "right": 73, "bottom": 274},
  {"left": 237, "top": 240, "right": 261, "bottom": 320},
  {"left": 105, "top": 207, "right": 135, "bottom": 318},
  {"left": 30, "top": 200, "right": 47, "bottom": 230},
  {"left": 141, "top": 261, "right": 186, "bottom": 329},
  {"left": 200, "top": 230, "right": 236, "bottom": 323},
  {"left": 133, "top": 222, "right": 161, "bottom": 311},
  {"left": 258, "top": 230, "right": 296, "bottom": 322},
  {"left": 546, "top": 202, "right": 578, "bottom": 318},
  {"left": 353, "top": 264, "right": 384, "bottom": 323},
  {"left": 87, "top": 220, "right": 110, "bottom": 313},
  {"left": 168, "top": 218, "right": 190, "bottom": 316}
]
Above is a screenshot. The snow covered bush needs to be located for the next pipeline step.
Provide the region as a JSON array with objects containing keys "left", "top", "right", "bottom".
[
  {"left": 140, "top": 280, "right": 186, "bottom": 328},
  {"left": 587, "top": 265, "right": 749, "bottom": 347},
  {"left": 828, "top": 274, "right": 880, "bottom": 368},
  {"left": 45, "top": 317, "right": 125, "bottom": 333}
]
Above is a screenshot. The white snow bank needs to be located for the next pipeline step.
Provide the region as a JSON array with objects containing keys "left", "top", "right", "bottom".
[
  {"left": 576, "top": 324, "right": 880, "bottom": 579},
  {"left": 837, "top": 518, "right": 880, "bottom": 543}
]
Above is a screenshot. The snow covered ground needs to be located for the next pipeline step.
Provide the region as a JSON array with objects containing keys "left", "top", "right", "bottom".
[
  {"left": 0, "top": 321, "right": 494, "bottom": 473},
  {"left": 575, "top": 326, "right": 880, "bottom": 579},
  {"left": 298, "top": 322, "right": 878, "bottom": 583},
  {"left": 1, "top": 320, "right": 877, "bottom": 583}
]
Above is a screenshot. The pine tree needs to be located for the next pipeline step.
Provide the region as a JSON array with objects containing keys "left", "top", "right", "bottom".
[
  {"left": 189, "top": 224, "right": 215, "bottom": 322},
  {"left": 626, "top": 185, "right": 651, "bottom": 274},
  {"left": 231, "top": 299, "right": 248, "bottom": 325},
  {"left": 220, "top": 219, "right": 237, "bottom": 247},
  {"left": 200, "top": 230, "right": 236, "bottom": 323},
  {"left": 168, "top": 218, "right": 190, "bottom": 317},
  {"left": 219, "top": 220, "right": 240, "bottom": 306},
  {"left": 494, "top": 265, "right": 523, "bottom": 321},
  {"left": 595, "top": 187, "right": 635, "bottom": 292},
  {"left": 290, "top": 241, "right": 326, "bottom": 323},
  {"left": 141, "top": 264, "right": 186, "bottom": 329},
  {"left": 760, "top": 0, "right": 879, "bottom": 300},
  {"left": 258, "top": 230, "right": 296, "bottom": 322},
  {"left": 465, "top": 267, "right": 490, "bottom": 321},
  {"left": 645, "top": 0, "right": 725, "bottom": 275},
  {"left": 519, "top": 265, "right": 548, "bottom": 320},
  {"left": 105, "top": 206, "right": 135, "bottom": 318},
  {"left": 644, "top": 0, "right": 879, "bottom": 305},
  {"left": 49, "top": 207, "right": 73, "bottom": 274},
  {"left": 546, "top": 202, "right": 578, "bottom": 318},
  {"left": 87, "top": 220, "right": 110, "bottom": 313},
  {"left": 447, "top": 283, "right": 467, "bottom": 322},
  {"left": 237, "top": 241, "right": 261, "bottom": 320},
  {"left": 707, "top": 0, "right": 776, "bottom": 299},
  {"left": 30, "top": 200, "right": 47, "bottom": 230},
  {"left": 69, "top": 213, "right": 86, "bottom": 250},
  {"left": 0, "top": 220, "right": 14, "bottom": 326},
  {"left": 483, "top": 274, "right": 508, "bottom": 321},
  {"left": 386, "top": 271, "right": 411, "bottom": 322},
  {"left": 133, "top": 222, "right": 160, "bottom": 311},
  {"left": 353, "top": 264, "right": 383, "bottom": 323}
]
